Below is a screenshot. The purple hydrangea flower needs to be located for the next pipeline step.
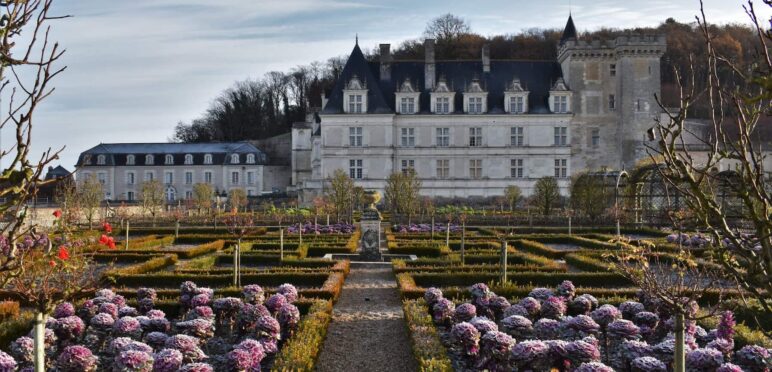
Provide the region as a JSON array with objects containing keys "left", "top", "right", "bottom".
[
  {"left": 706, "top": 338, "right": 734, "bottom": 357},
  {"left": 528, "top": 287, "right": 554, "bottom": 301},
  {"left": 608, "top": 319, "right": 641, "bottom": 340},
  {"left": 190, "top": 294, "right": 210, "bottom": 308},
  {"left": 278, "top": 303, "right": 301, "bottom": 336},
  {"left": 242, "top": 285, "right": 265, "bottom": 305},
  {"left": 569, "top": 295, "right": 594, "bottom": 316},
  {"left": 619, "top": 301, "right": 646, "bottom": 320},
  {"left": 488, "top": 296, "right": 511, "bottom": 321},
  {"left": 500, "top": 315, "right": 533, "bottom": 340},
  {"left": 541, "top": 296, "right": 567, "bottom": 320},
  {"left": 119, "top": 306, "right": 139, "bottom": 318},
  {"left": 95, "top": 288, "right": 116, "bottom": 300},
  {"left": 469, "top": 283, "right": 492, "bottom": 300},
  {"left": 177, "top": 318, "right": 214, "bottom": 339},
  {"left": 146, "top": 309, "right": 165, "bottom": 319},
  {"left": 54, "top": 315, "right": 86, "bottom": 341},
  {"left": 510, "top": 340, "right": 551, "bottom": 370},
  {"left": 557, "top": 280, "right": 576, "bottom": 299},
  {"left": 534, "top": 318, "right": 561, "bottom": 340},
  {"left": 77, "top": 299, "right": 99, "bottom": 320},
  {"left": 546, "top": 339, "right": 570, "bottom": 365},
  {"left": 264, "top": 294, "right": 287, "bottom": 314},
  {"left": 277, "top": 283, "right": 299, "bottom": 303},
  {"left": 469, "top": 316, "right": 498, "bottom": 335},
  {"left": 653, "top": 339, "right": 676, "bottom": 365},
  {"left": 454, "top": 303, "right": 477, "bottom": 323},
  {"left": 112, "top": 294, "right": 127, "bottom": 308},
  {"left": 622, "top": 340, "right": 654, "bottom": 365},
  {"left": 631, "top": 356, "right": 667, "bottom": 372},
  {"left": 178, "top": 363, "right": 214, "bottom": 372},
  {"left": 137, "top": 298, "right": 155, "bottom": 314},
  {"left": 114, "top": 350, "right": 154, "bottom": 372},
  {"left": 432, "top": 298, "right": 454, "bottom": 325},
  {"left": 423, "top": 287, "right": 443, "bottom": 308},
  {"left": 591, "top": 304, "right": 622, "bottom": 328},
  {"left": 566, "top": 340, "right": 601, "bottom": 365},
  {"left": 451, "top": 322, "right": 481, "bottom": 356},
  {"left": 113, "top": 316, "right": 142, "bottom": 338},
  {"left": 10, "top": 336, "right": 33, "bottom": 364},
  {"left": 716, "top": 311, "right": 735, "bottom": 342},
  {"left": 226, "top": 348, "right": 253, "bottom": 371},
  {"left": 686, "top": 348, "right": 724, "bottom": 371},
  {"left": 502, "top": 304, "right": 529, "bottom": 319},
  {"left": 99, "top": 302, "right": 119, "bottom": 318},
  {"left": 257, "top": 316, "right": 281, "bottom": 341},
  {"left": 479, "top": 331, "right": 514, "bottom": 369},
  {"left": 716, "top": 363, "right": 744, "bottom": 372},
  {"left": 137, "top": 287, "right": 157, "bottom": 301},
  {"left": 0, "top": 350, "right": 15, "bottom": 372},
  {"left": 152, "top": 349, "right": 183, "bottom": 372},
  {"left": 89, "top": 312, "right": 115, "bottom": 332},
  {"left": 56, "top": 345, "right": 96, "bottom": 372},
  {"left": 232, "top": 339, "right": 265, "bottom": 368},
  {"left": 144, "top": 332, "right": 169, "bottom": 350},
  {"left": 574, "top": 362, "right": 615, "bottom": 372},
  {"left": 236, "top": 303, "right": 269, "bottom": 335},
  {"left": 189, "top": 306, "right": 214, "bottom": 321},
  {"left": 146, "top": 317, "right": 171, "bottom": 333},
  {"left": 519, "top": 297, "right": 541, "bottom": 318},
  {"left": 734, "top": 345, "right": 770, "bottom": 371},
  {"left": 53, "top": 302, "right": 76, "bottom": 319}
]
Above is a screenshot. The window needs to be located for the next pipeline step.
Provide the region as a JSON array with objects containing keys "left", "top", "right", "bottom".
[
  {"left": 246, "top": 154, "right": 255, "bottom": 164},
  {"left": 511, "top": 159, "right": 524, "bottom": 178},
  {"left": 83, "top": 155, "right": 92, "bottom": 165},
  {"left": 468, "top": 97, "right": 483, "bottom": 114},
  {"left": 126, "top": 155, "right": 135, "bottom": 165},
  {"left": 469, "top": 127, "right": 482, "bottom": 147},
  {"left": 555, "top": 159, "right": 568, "bottom": 178},
  {"left": 554, "top": 127, "right": 567, "bottom": 146},
  {"left": 127, "top": 172, "right": 135, "bottom": 185},
  {"left": 510, "top": 127, "right": 524, "bottom": 147},
  {"left": 127, "top": 191, "right": 135, "bottom": 201},
  {"left": 349, "top": 159, "right": 363, "bottom": 179},
  {"left": 349, "top": 127, "right": 363, "bottom": 147},
  {"left": 185, "top": 191, "right": 193, "bottom": 200},
  {"left": 184, "top": 154, "right": 193, "bottom": 165},
  {"left": 231, "top": 154, "right": 239, "bottom": 164},
  {"left": 97, "top": 155, "right": 106, "bottom": 165},
  {"left": 436, "top": 128, "right": 450, "bottom": 147},
  {"left": 231, "top": 171, "right": 240, "bottom": 184},
  {"left": 436, "top": 159, "right": 449, "bottom": 179},
  {"left": 400, "top": 159, "right": 415, "bottom": 174},
  {"left": 165, "top": 154, "right": 174, "bottom": 165},
  {"left": 610, "top": 64, "right": 616, "bottom": 77},
  {"left": 97, "top": 172, "right": 106, "bottom": 185},
  {"left": 435, "top": 97, "right": 450, "bottom": 114},
  {"left": 400, "top": 128, "right": 415, "bottom": 147},
  {"left": 145, "top": 154, "right": 154, "bottom": 165},
  {"left": 204, "top": 154, "right": 212, "bottom": 164},
  {"left": 247, "top": 190, "right": 254, "bottom": 196},
  {"left": 469, "top": 159, "right": 482, "bottom": 179},
  {"left": 165, "top": 171, "right": 173, "bottom": 185},
  {"left": 204, "top": 171, "right": 212, "bottom": 184},
  {"left": 144, "top": 171, "right": 154, "bottom": 181},
  {"left": 510, "top": 96, "right": 525, "bottom": 113},
  {"left": 348, "top": 94, "right": 363, "bottom": 113},
  {"left": 185, "top": 171, "right": 193, "bottom": 185},
  {"left": 247, "top": 171, "right": 254, "bottom": 185},
  {"left": 554, "top": 95, "right": 568, "bottom": 113},
  {"left": 636, "top": 99, "right": 646, "bottom": 112},
  {"left": 591, "top": 128, "right": 600, "bottom": 148},
  {"left": 609, "top": 94, "right": 616, "bottom": 111},
  {"left": 400, "top": 97, "right": 415, "bottom": 114}
]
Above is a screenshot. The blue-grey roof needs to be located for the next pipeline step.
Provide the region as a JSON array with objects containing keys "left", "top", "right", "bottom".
[
  {"left": 77, "top": 142, "right": 269, "bottom": 167},
  {"left": 561, "top": 15, "right": 578, "bottom": 44},
  {"left": 321, "top": 44, "right": 564, "bottom": 115}
]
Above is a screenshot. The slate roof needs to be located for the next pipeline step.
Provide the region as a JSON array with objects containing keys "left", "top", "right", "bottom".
[
  {"left": 44, "top": 165, "right": 71, "bottom": 180},
  {"left": 561, "top": 15, "right": 578, "bottom": 44},
  {"left": 321, "top": 43, "right": 564, "bottom": 115},
  {"left": 76, "top": 142, "right": 269, "bottom": 167}
]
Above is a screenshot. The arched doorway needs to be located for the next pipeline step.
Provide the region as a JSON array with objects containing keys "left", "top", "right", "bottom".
[{"left": 165, "top": 186, "right": 176, "bottom": 202}]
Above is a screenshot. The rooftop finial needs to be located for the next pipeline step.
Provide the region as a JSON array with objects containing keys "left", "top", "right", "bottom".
[
  {"left": 355, "top": 33, "right": 359, "bottom": 46},
  {"left": 569, "top": 0, "right": 572, "bottom": 15}
]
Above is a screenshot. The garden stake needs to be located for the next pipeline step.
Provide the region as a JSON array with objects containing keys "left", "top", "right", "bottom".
[
  {"left": 33, "top": 312, "right": 46, "bottom": 372},
  {"left": 568, "top": 215, "right": 572, "bottom": 236},
  {"left": 280, "top": 227, "right": 284, "bottom": 261},
  {"left": 675, "top": 313, "right": 685, "bottom": 372},
  {"left": 446, "top": 222, "right": 450, "bottom": 249},
  {"left": 175, "top": 220, "right": 180, "bottom": 238},
  {"left": 125, "top": 220, "right": 130, "bottom": 250},
  {"left": 431, "top": 216, "right": 435, "bottom": 241},
  {"left": 461, "top": 221, "right": 466, "bottom": 266},
  {"left": 500, "top": 240, "right": 507, "bottom": 284}
]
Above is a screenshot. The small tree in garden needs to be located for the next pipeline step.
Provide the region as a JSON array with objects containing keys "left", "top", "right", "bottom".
[
  {"left": 504, "top": 185, "right": 522, "bottom": 212},
  {"left": 570, "top": 172, "right": 606, "bottom": 222},
  {"left": 140, "top": 179, "right": 165, "bottom": 227},
  {"left": 192, "top": 182, "right": 214, "bottom": 215},
  {"left": 423, "top": 197, "right": 436, "bottom": 239},
  {"left": 77, "top": 176, "right": 104, "bottom": 230},
  {"left": 224, "top": 210, "right": 254, "bottom": 287},
  {"left": 114, "top": 202, "right": 134, "bottom": 249},
  {"left": 385, "top": 170, "right": 422, "bottom": 224},
  {"left": 532, "top": 176, "right": 561, "bottom": 216},
  {"left": 646, "top": 0, "right": 772, "bottom": 317},
  {"left": 326, "top": 169, "right": 354, "bottom": 223},
  {"left": 268, "top": 204, "right": 288, "bottom": 260},
  {"left": 229, "top": 188, "right": 248, "bottom": 212},
  {"left": 55, "top": 179, "right": 80, "bottom": 230}
]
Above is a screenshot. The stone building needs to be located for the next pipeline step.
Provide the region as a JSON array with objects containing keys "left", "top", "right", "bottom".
[
  {"left": 291, "top": 16, "right": 667, "bottom": 202},
  {"left": 74, "top": 142, "right": 288, "bottom": 202}
]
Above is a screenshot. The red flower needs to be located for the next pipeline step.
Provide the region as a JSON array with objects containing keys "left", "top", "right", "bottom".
[
  {"left": 57, "top": 246, "right": 70, "bottom": 260},
  {"left": 99, "top": 234, "right": 109, "bottom": 245},
  {"left": 52, "top": 210, "right": 62, "bottom": 218},
  {"left": 49, "top": 260, "right": 56, "bottom": 267},
  {"left": 102, "top": 222, "right": 112, "bottom": 233},
  {"left": 107, "top": 237, "right": 116, "bottom": 250}
]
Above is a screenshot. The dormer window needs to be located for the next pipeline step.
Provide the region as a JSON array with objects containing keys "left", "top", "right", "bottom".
[
  {"left": 97, "top": 155, "right": 106, "bottom": 165},
  {"left": 83, "top": 154, "right": 92, "bottom": 165},
  {"left": 204, "top": 154, "right": 212, "bottom": 164},
  {"left": 126, "top": 154, "right": 135, "bottom": 165},
  {"left": 395, "top": 79, "right": 420, "bottom": 114},
  {"left": 343, "top": 74, "right": 368, "bottom": 114},
  {"left": 549, "top": 78, "right": 572, "bottom": 114},
  {"left": 165, "top": 154, "right": 174, "bottom": 165},
  {"left": 430, "top": 76, "right": 454, "bottom": 115},
  {"left": 504, "top": 78, "right": 529, "bottom": 114},
  {"left": 145, "top": 154, "right": 154, "bottom": 165},
  {"left": 184, "top": 154, "right": 193, "bottom": 165},
  {"left": 246, "top": 154, "right": 255, "bottom": 164},
  {"left": 231, "top": 154, "right": 240, "bottom": 164},
  {"left": 463, "top": 78, "right": 487, "bottom": 114}
]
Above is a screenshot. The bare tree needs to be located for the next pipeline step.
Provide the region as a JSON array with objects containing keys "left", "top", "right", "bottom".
[
  {"left": 532, "top": 176, "right": 561, "bottom": 216},
  {"left": 140, "top": 179, "right": 165, "bottom": 227},
  {"left": 229, "top": 188, "right": 248, "bottom": 212},
  {"left": 504, "top": 185, "right": 522, "bottom": 212},
  {"left": 77, "top": 176, "right": 103, "bottom": 230},
  {"left": 326, "top": 169, "right": 354, "bottom": 223},
  {"left": 192, "top": 182, "right": 214, "bottom": 215},
  {"left": 424, "top": 13, "right": 471, "bottom": 41},
  {"left": 646, "top": 0, "right": 772, "bottom": 316}
]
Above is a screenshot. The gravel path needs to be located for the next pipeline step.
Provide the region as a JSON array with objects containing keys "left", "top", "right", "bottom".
[{"left": 315, "top": 263, "right": 418, "bottom": 372}]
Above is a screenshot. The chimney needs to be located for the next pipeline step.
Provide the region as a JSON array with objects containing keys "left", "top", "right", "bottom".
[
  {"left": 424, "top": 38, "right": 435, "bottom": 90},
  {"left": 379, "top": 43, "right": 392, "bottom": 81},
  {"left": 482, "top": 44, "right": 490, "bottom": 73},
  {"left": 321, "top": 93, "right": 328, "bottom": 110}
]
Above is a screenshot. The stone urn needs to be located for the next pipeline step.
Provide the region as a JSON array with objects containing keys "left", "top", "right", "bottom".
[{"left": 361, "top": 190, "right": 382, "bottom": 221}]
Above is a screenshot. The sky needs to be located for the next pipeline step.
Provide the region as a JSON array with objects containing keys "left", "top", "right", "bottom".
[{"left": 6, "top": 0, "right": 769, "bottom": 170}]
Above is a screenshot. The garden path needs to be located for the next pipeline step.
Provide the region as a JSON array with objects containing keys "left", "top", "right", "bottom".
[{"left": 315, "top": 262, "right": 417, "bottom": 372}]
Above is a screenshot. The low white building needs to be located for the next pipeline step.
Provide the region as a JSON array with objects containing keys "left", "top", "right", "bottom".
[{"left": 74, "top": 142, "right": 286, "bottom": 202}]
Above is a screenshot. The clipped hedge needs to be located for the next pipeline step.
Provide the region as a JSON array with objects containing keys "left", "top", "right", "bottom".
[
  {"left": 271, "top": 299, "right": 334, "bottom": 371},
  {"left": 103, "top": 254, "right": 178, "bottom": 281},
  {"left": 111, "top": 271, "right": 330, "bottom": 289},
  {"left": 403, "top": 299, "right": 453, "bottom": 371},
  {"left": 409, "top": 271, "right": 629, "bottom": 290}
]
